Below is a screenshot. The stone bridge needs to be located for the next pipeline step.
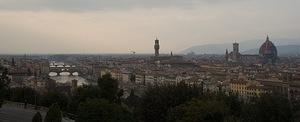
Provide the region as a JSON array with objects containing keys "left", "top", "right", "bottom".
[{"left": 49, "top": 65, "right": 81, "bottom": 76}]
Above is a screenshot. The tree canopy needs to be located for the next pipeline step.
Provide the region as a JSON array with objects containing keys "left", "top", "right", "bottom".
[
  {"left": 32, "top": 112, "right": 43, "bottom": 122},
  {"left": 139, "top": 82, "right": 202, "bottom": 122},
  {"left": 0, "top": 66, "right": 10, "bottom": 107},
  {"left": 97, "top": 73, "right": 119, "bottom": 102},
  {"left": 168, "top": 99, "right": 229, "bottom": 122},
  {"left": 45, "top": 103, "right": 62, "bottom": 122},
  {"left": 76, "top": 99, "right": 135, "bottom": 122},
  {"left": 41, "top": 91, "right": 69, "bottom": 111}
]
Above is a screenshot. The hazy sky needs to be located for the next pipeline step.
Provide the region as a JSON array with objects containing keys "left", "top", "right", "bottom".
[{"left": 0, "top": 0, "right": 299, "bottom": 54}]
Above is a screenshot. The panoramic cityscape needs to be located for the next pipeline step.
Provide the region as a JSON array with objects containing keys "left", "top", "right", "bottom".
[{"left": 0, "top": 0, "right": 300, "bottom": 122}]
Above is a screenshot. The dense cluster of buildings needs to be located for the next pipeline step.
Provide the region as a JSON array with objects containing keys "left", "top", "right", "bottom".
[
  {"left": 226, "top": 36, "right": 278, "bottom": 65},
  {"left": 1, "top": 36, "right": 300, "bottom": 101},
  {"left": 96, "top": 37, "right": 300, "bottom": 101}
]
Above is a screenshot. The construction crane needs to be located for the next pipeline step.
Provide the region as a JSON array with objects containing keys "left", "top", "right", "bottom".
[{"left": 129, "top": 50, "right": 136, "bottom": 55}]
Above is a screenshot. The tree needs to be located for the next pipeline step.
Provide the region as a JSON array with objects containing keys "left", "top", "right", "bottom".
[
  {"left": 168, "top": 99, "right": 229, "bottom": 122},
  {"left": 125, "top": 89, "right": 141, "bottom": 121},
  {"left": 116, "top": 89, "right": 124, "bottom": 104},
  {"left": 45, "top": 103, "right": 62, "bottom": 122},
  {"left": 32, "top": 112, "right": 43, "bottom": 122},
  {"left": 139, "top": 82, "right": 202, "bottom": 122},
  {"left": 130, "top": 74, "right": 136, "bottom": 83},
  {"left": 126, "top": 89, "right": 140, "bottom": 108},
  {"left": 9, "top": 87, "right": 40, "bottom": 104},
  {"left": 74, "top": 85, "right": 102, "bottom": 102},
  {"left": 41, "top": 91, "right": 69, "bottom": 111},
  {"left": 0, "top": 67, "right": 10, "bottom": 107},
  {"left": 97, "top": 73, "right": 119, "bottom": 102},
  {"left": 76, "top": 99, "right": 135, "bottom": 122},
  {"left": 67, "top": 85, "right": 101, "bottom": 114},
  {"left": 251, "top": 94, "right": 293, "bottom": 122}
]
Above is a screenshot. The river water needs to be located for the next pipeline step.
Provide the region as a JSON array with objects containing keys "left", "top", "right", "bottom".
[{"left": 48, "top": 62, "right": 89, "bottom": 86}]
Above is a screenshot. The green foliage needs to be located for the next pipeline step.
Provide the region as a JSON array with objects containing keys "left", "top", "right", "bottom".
[
  {"left": 291, "top": 98, "right": 300, "bottom": 122},
  {"left": 168, "top": 99, "right": 229, "bottom": 122},
  {"left": 32, "top": 112, "right": 43, "bottom": 122},
  {"left": 130, "top": 74, "right": 136, "bottom": 82},
  {"left": 97, "top": 73, "right": 119, "bottom": 102},
  {"left": 139, "top": 82, "right": 202, "bottom": 122},
  {"left": 76, "top": 99, "right": 135, "bottom": 122},
  {"left": 67, "top": 75, "right": 120, "bottom": 114},
  {"left": 202, "top": 92, "right": 244, "bottom": 119},
  {"left": 135, "top": 83, "right": 295, "bottom": 122},
  {"left": 67, "top": 85, "right": 101, "bottom": 114},
  {"left": 0, "top": 67, "right": 10, "bottom": 107},
  {"left": 116, "top": 88, "right": 124, "bottom": 104},
  {"left": 67, "top": 73, "right": 120, "bottom": 114},
  {"left": 41, "top": 91, "right": 69, "bottom": 111},
  {"left": 45, "top": 103, "right": 62, "bottom": 122},
  {"left": 251, "top": 94, "right": 293, "bottom": 122},
  {"left": 0, "top": 67, "right": 10, "bottom": 87},
  {"left": 126, "top": 89, "right": 140, "bottom": 108},
  {"left": 75, "top": 85, "right": 102, "bottom": 101},
  {"left": 5, "top": 71, "right": 293, "bottom": 122},
  {"left": 9, "top": 87, "right": 40, "bottom": 104},
  {"left": 125, "top": 90, "right": 141, "bottom": 121},
  {"left": 235, "top": 94, "right": 294, "bottom": 122}
]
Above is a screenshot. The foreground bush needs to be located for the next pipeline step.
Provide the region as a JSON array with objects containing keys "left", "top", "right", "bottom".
[
  {"left": 76, "top": 99, "right": 135, "bottom": 122},
  {"left": 45, "top": 103, "right": 62, "bottom": 122}
]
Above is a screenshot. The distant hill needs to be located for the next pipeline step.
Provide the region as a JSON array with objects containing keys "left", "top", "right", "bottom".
[
  {"left": 242, "top": 45, "right": 300, "bottom": 56},
  {"left": 181, "top": 39, "right": 300, "bottom": 55}
]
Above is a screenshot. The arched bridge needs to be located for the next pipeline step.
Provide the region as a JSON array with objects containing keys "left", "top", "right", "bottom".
[{"left": 49, "top": 65, "right": 81, "bottom": 76}]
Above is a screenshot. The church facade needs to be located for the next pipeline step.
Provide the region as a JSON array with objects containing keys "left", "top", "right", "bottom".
[{"left": 226, "top": 36, "right": 278, "bottom": 65}]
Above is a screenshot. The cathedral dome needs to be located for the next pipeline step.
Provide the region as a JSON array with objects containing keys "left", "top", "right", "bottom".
[{"left": 259, "top": 36, "right": 277, "bottom": 58}]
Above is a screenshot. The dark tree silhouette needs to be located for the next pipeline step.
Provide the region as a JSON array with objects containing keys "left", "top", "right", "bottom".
[
  {"left": 41, "top": 91, "right": 69, "bottom": 111},
  {"left": 9, "top": 87, "right": 40, "bottom": 105},
  {"left": 168, "top": 99, "right": 229, "bottom": 122},
  {"left": 0, "top": 66, "right": 10, "bottom": 107},
  {"left": 97, "top": 73, "right": 119, "bottom": 102},
  {"left": 32, "top": 112, "right": 43, "bottom": 122},
  {"left": 45, "top": 103, "right": 62, "bottom": 122},
  {"left": 76, "top": 99, "right": 135, "bottom": 122},
  {"left": 139, "top": 82, "right": 202, "bottom": 122}
]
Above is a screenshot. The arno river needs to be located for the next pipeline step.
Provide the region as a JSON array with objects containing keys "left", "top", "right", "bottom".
[{"left": 48, "top": 62, "right": 88, "bottom": 86}]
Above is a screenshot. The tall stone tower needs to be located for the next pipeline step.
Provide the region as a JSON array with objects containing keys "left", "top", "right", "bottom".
[
  {"left": 232, "top": 42, "right": 239, "bottom": 62},
  {"left": 154, "top": 38, "right": 160, "bottom": 56},
  {"left": 233, "top": 42, "right": 239, "bottom": 54},
  {"left": 225, "top": 49, "right": 229, "bottom": 62}
]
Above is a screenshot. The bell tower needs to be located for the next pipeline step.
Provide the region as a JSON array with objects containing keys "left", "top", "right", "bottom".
[
  {"left": 233, "top": 42, "right": 239, "bottom": 54},
  {"left": 225, "top": 49, "right": 229, "bottom": 62},
  {"left": 154, "top": 38, "right": 160, "bottom": 56},
  {"left": 232, "top": 42, "right": 239, "bottom": 62}
]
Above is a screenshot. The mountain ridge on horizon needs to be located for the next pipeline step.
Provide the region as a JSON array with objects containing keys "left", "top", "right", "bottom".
[{"left": 181, "top": 38, "right": 300, "bottom": 55}]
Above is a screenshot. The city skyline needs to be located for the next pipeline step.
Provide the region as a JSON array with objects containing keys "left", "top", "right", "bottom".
[
  {"left": 1, "top": 1, "right": 300, "bottom": 122},
  {"left": 0, "top": 0, "right": 299, "bottom": 54}
]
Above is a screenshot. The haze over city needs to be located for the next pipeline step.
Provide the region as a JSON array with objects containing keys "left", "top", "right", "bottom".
[
  {"left": 0, "top": 0, "right": 299, "bottom": 54},
  {"left": 1, "top": 1, "right": 300, "bottom": 122}
]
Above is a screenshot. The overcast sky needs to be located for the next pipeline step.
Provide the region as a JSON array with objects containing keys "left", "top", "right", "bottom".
[{"left": 0, "top": 0, "right": 299, "bottom": 54}]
